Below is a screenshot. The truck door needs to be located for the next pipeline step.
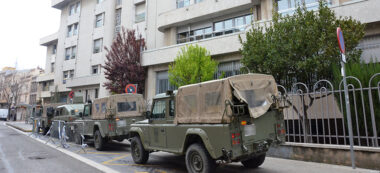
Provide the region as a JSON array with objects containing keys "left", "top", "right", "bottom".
[{"left": 149, "top": 99, "right": 167, "bottom": 148}]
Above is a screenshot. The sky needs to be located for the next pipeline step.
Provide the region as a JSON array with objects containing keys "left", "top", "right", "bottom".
[{"left": 0, "top": 0, "right": 60, "bottom": 71}]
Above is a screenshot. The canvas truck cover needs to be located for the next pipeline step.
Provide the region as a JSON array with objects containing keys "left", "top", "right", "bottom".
[
  {"left": 92, "top": 93, "right": 146, "bottom": 120},
  {"left": 175, "top": 74, "right": 278, "bottom": 124}
]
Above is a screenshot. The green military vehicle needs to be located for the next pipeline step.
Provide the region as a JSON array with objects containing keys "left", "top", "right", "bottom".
[
  {"left": 52, "top": 104, "right": 84, "bottom": 122},
  {"left": 71, "top": 93, "right": 146, "bottom": 150},
  {"left": 129, "top": 74, "right": 286, "bottom": 173},
  {"left": 34, "top": 103, "right": 64, "bottom": 134}
]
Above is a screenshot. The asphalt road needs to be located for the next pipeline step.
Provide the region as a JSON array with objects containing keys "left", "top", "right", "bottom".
[
  {"left": 1, "top": 122, "right": 378, "bottom": 173},
  {"left": 0, "top": 122, "right": 102, "bottom": 173}
]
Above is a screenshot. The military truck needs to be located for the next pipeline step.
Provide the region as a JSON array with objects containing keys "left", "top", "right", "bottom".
[
  {"left": 71, "top": 93, "right": 146, "bottom": 150},
  {"left": 129, "top": 74, "right": 286, "bottom": 173},
  {"left": 34, "top": 103, "right": 64, "bottom": 134},
  {"left": 51, "top": 104, "right": 84, "bottom": 122}
]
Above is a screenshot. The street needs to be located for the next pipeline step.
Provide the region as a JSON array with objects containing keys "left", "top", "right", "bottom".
[
  {"left": 1, "top": 122, "right": 377, "bottom": 173},
  {"left": 0, "top": 122, "right": 101, "bottom": 173}
]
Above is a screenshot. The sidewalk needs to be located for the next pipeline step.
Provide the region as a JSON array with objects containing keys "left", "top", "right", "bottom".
[{"left": 6, "top": 121, "right": 33, "bottom": 132}]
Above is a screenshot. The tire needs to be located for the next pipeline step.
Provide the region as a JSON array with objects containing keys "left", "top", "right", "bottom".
[
  {"left": 74, "top": 133, "right": 82, "bottom": 145},
  {"left": 130, "top": 136, "right": 149, "bottom": 164},
  {"left": 94, "top": 130, "right": 105, "bottom": 151},
  {"left": 241, "top": 153, "right": 266, "bottom": 169},
  {"left": 185, "top": 143, "right": 216, "bottom": 173},
  {"left": 42, "top": 127, "right": 49, "bottom": 136}
]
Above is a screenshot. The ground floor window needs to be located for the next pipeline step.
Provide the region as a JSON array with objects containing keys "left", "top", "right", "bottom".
[
  {"left": 214, "top": 60, "right": 242, "bottom": 79},
  {"left": 156, "top": 71, "right": 177, "bottom": 94}
]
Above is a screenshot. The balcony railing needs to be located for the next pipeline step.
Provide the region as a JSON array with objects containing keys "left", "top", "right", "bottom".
[{"left": 177, "top": 25, "right": 248, "bottom": 44}]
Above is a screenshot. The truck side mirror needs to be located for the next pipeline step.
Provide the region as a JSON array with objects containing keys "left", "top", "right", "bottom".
[{"left": 79, "top": 112, "right": 83, "bottom": 118}]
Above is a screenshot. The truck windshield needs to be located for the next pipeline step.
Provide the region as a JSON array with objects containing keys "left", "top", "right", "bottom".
[
  {"left": 152, "top": 100, "right": 166, "bottom": 119},
  {"left": 84, "top": 105, "right": 90, "bottom": 116}
]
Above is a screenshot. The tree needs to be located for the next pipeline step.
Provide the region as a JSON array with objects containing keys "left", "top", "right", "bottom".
[
  {"left": 103, "top": 27, "right": 146, "bottom": 94},
  {"left": 0, "top": 73, "right": 22, "bottom": 120},
  {"left": 168, "top": 45, "right": 218, "bottom": 88},
  {"left": 240, "top": 1, "right": 365, "bottom": 143},
  {"left": 240, "top": 1, "right": 365, "bottom": 89}
]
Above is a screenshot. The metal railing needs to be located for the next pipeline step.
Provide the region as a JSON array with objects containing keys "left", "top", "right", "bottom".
[{"left": 278, "top": 73, "right": 380, "bottom": 147}]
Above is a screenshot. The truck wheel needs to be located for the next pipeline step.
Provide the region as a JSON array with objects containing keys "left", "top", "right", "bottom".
[
  {"left": 131, "top": 136, "right": 149, "bottom": 164},
  {"left": 185, "top": 143, "right": 216, "bottom": 173},
  {"left": 94, "top": 130, "right": 105, "bottom": 151},
  {"left": 241, "top": 154, "right": 266, "bottom": 168}
]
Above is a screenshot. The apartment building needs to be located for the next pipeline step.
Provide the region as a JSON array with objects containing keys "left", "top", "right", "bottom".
[
  {"left": 39, "top": 0, "right": 147, "bottom": 103},
  {"left": 40, "top": 0, "right": 380, "bottom": 103}
]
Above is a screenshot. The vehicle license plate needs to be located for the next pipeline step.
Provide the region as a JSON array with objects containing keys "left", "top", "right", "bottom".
[
  {"left": 117, "top": 120, "right": 126, "bottom": 127},
  {"left": 244, "top": 124, "right": 256, "bottom": 136}
]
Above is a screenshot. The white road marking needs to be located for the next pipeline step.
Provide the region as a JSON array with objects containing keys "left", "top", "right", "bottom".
[
  {"left": 0, "top": 143, "right": 14, "bottom": 173},
  {"left": 6, "top": 124, "right": 119, "bottom": 173}
]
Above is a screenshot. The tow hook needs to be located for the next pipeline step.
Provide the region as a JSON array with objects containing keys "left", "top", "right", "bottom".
[
  {"left": 222, "top": 149, "right": 232, "bottom": 163},
  {"left": 242, "top": 145, "right": 248, "bottom": 152}
]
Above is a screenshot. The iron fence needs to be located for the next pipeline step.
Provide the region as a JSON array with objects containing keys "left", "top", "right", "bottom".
[{"left": 278, "top": 73, "right": 380, "bottom": 147}]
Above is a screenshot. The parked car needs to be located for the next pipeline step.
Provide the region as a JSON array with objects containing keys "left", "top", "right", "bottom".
[
  {"left": 129, "top": 74, "right": 286, "bottom": 173},
  {"left": 70, "top": 93, "right": 146, "bottom": 150},
  {"left": 0, "top": 109, "right": 8, "bottom": 121}
]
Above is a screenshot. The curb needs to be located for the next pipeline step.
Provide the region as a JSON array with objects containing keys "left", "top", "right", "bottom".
[{"left": 5, "top": 123, "right": 33, "bottom": 132}]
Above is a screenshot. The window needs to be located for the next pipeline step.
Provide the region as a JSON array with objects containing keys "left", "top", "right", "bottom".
[
  {"left": 71, "top": 46, "right": 76, "bottom": 59},
  {"left": 276, "top": 0, "right": 325, "bottom": 14},
  {"left": 52, "top": 45, "right": 57, "bottom": 54},
  {"left": 69, "top": 2, "right": 81, "bottom": 16},
  {"left": 67, "top": 25, "right": 73, "bottom": 37},
  {"left": 69, "top": 4, "right": 76, "bottom": 16},
  {"left": 152, "top": 100, "right": 166, "bottom": 119},
  {"left": 135, "top": 3, "right": 146, "bottom": 23},
  {"left": 169, "top": 100, "right": 175, "bottom": 117},
  {"left": 92, "top": 65, "right": 99, "bottom": 74},
  {"left": 51, "top": 63, "right": 55, "bottom": 73},
  {"left": 101, "top": 103, "right": 106, "bottom": 113},
  {"left": 176, "top": 27, "right": 212, "bottom": 44},
  {"left": 67, "top": 23, "right": 78, "bottom": 37},
  {"left": 176, "top": 0, "right": 190, "bottom": 8},
  {"left": 156, "top": 71, "right": 176, "bottom": 94},
  {"left": 65, "top": 48, "right": 71, "bottom": 60},
  {"left": 95, "top": 88, "right": 99, "bottom": 99},
  {"left": 117, "top": 102, "right": 137, "bottom": 112},
  {"left": 73, "top": 23, "right": 78, "bottom": 35},
  {"left": 97, "top": 0, "right": 104, "bottom": 4},
  {"left": 83, "top": 105, "right": 90, "bottom": 116},
  {"left": 195, "top": 0, "right": 203, "bottom": 3},
  {"left": 116, "top": 0, "right": 122, "bottom": 6},
  {"left": 69, "top": 70, "right": 74, "bottom": 78},
  {"left": 93, "top": 38, "right": 103, "bottom": 53},
  {"left": 63, "top": 71, "right": 68, "bottom": 79},
  {"left": 95, "top": 13, "right": 104, "bottom": 28},
  {"left": 115, "top": 9, "right": 122, "bottom": 36},
  {"left": 214, "top": 60, "right": 242, "bottom": 79},
  {"left": 65, "top": 46, "right": 76, "bottom": 60}
]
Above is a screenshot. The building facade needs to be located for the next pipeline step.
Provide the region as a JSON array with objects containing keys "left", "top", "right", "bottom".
[{"left": 40, "top": 0, "right": 380, "bottom": 103}]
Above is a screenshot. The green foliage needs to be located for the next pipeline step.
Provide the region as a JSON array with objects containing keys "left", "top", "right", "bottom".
[
  {"left": 240, "top": 1, "right": 365, "bottom": 88},
  {"left": 332, "top": 62, "right": 380, "bottom": 138},
  {"left": 169, "top": 45, "right": 218, "bottom": 88}
]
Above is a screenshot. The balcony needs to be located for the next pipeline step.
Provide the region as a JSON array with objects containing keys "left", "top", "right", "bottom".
[
  {"left": 36, "top": 73, "right": 55, "bottom": 83},
  {"left": 51, "top": 0, "right": 71, "bottom": 9},
  {"left": 40, "top": 32, "right": 58, "bottom": 46},
  {"left": 142, "top": 30, "right": 246, "bottom": 66},
  {"left": 157, "top": 0, "right": 259, "bottom": 32},
  {"left": 332, "top": 0, "right": 380, "bottom": 24},
  {"left": 65, "top": 75, "right": 101, "bottom": 88}
]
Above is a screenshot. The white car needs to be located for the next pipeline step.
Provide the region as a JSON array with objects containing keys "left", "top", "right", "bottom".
[{"left": 0, "top": 109, "right": 8, "bottom": 121}]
